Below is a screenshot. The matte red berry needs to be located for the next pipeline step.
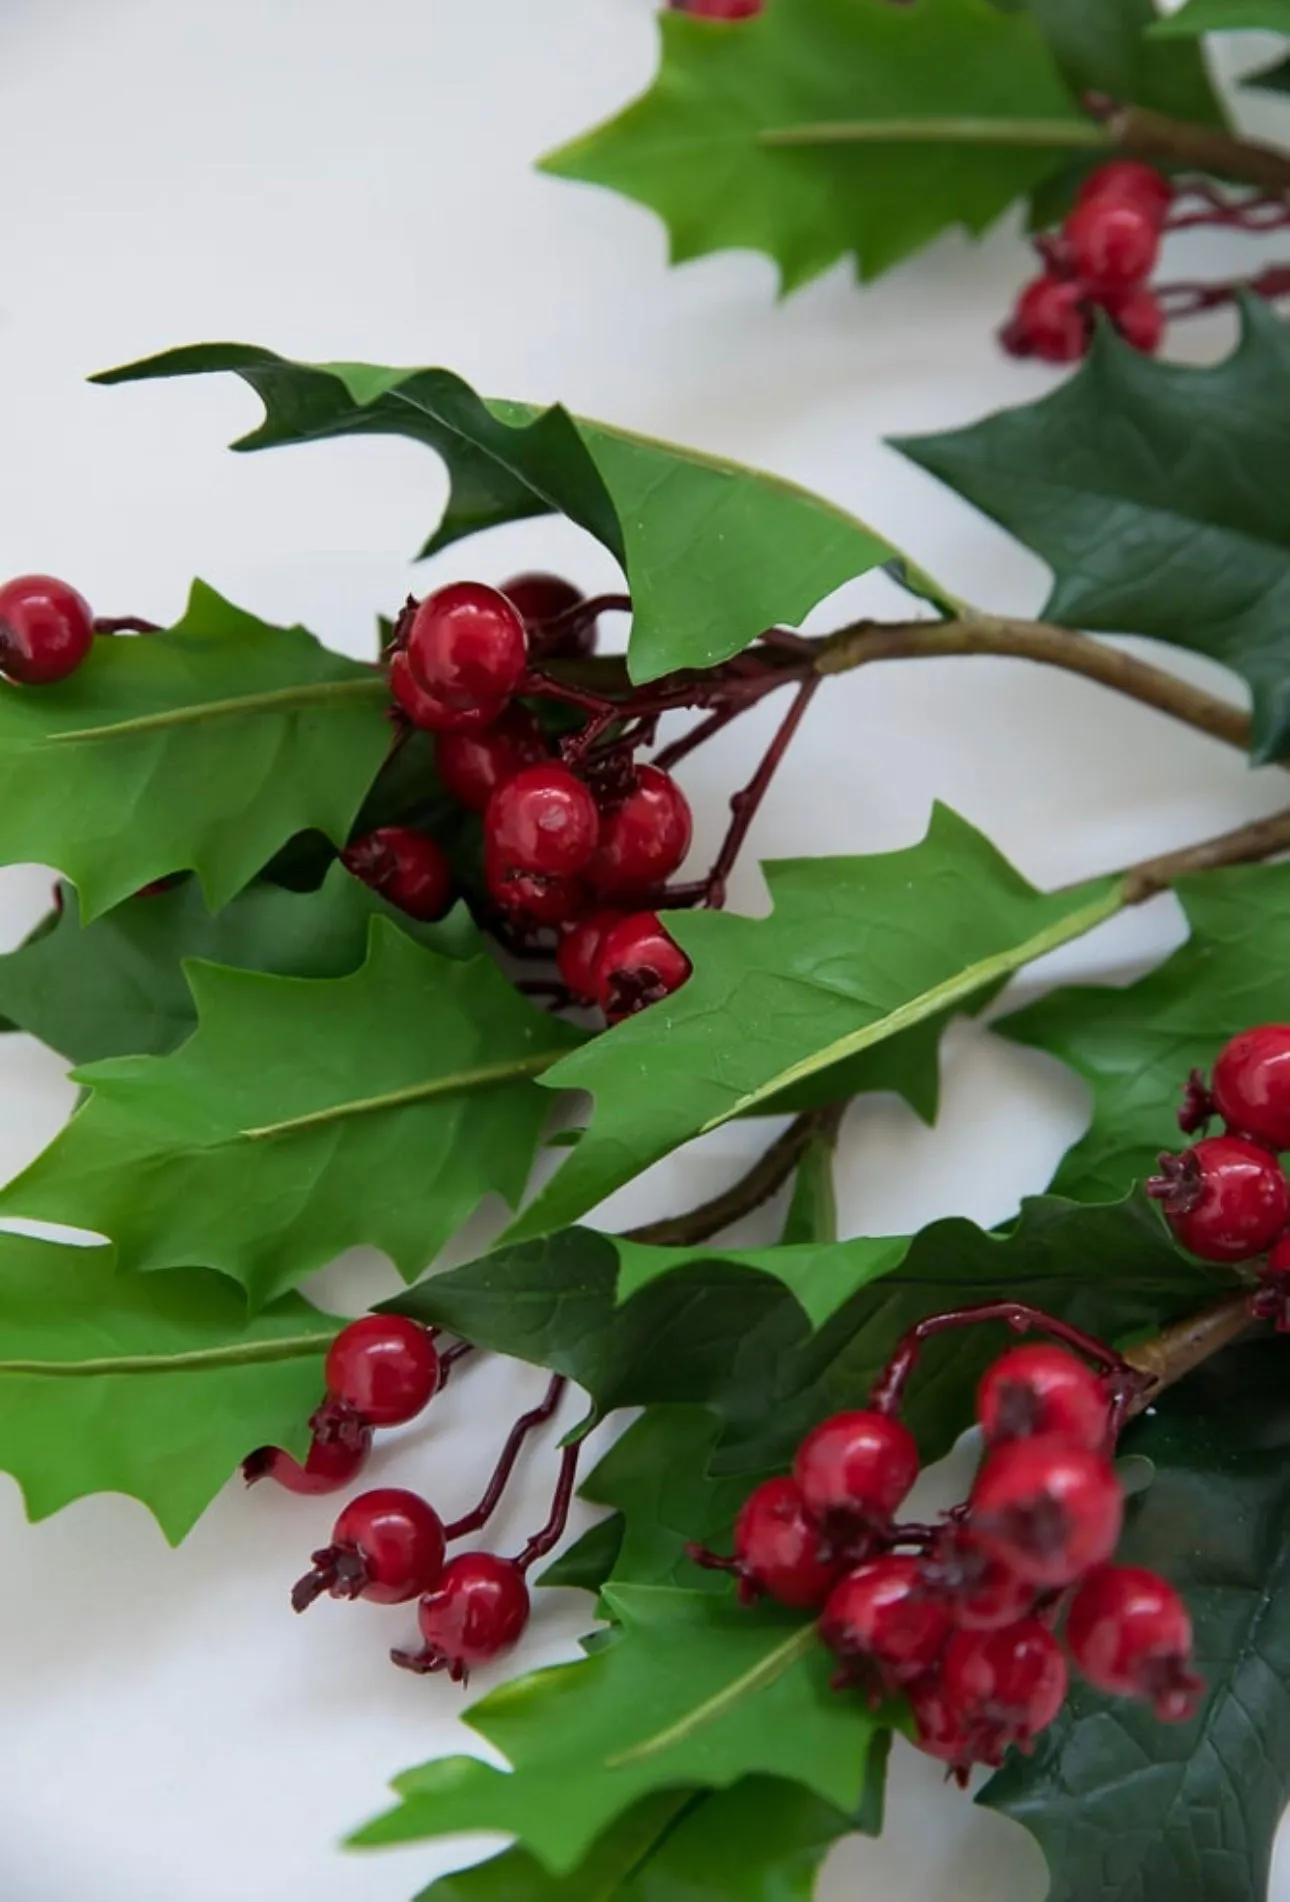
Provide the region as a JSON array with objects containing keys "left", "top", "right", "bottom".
[
  {"left": 1147, "top": 1135, "right": 1290, "bottom": 1262},
  {"left": 1066, "top": 1565, "right": 1202, "bottom": 1721},
  {"left": 918, "top": 1531, "right": 1038, "bottom": 1633},
  {"left": 589, "top": 766, "right": 693, "bottom": 893},
  {"left": 941, "top": 1620, "right": 1068, "bottom": 1759},
  {"left": 292, "top": 1488, "right": 446, "bottom": 1610},
  {"left": 733, "top": 1477, "right": 838, "bottom": 1610},
  {"left": 485, "top": 848, "right": 585, "bottom": 928},
  {"left": 1001, "top": 277, "right": 1089, "bottom": 364},
  {"left": 242, "top": 1425, "right": 372, "bottom": 1495},
  {"left": 1076, "top": 160, "right": 1173, "bottom": 228},
  {"left": 593, "top": 911, "right": 692, "bottom": 1020},
  {"left": 485, "top": 763, "right": 600, "bottom": 878},
  {"left": 820, "top": 1556, "right": 952, "bottom": 1683},
  {"left": 405, "top": 582, "right": 528, "bottom": 707},
  {"left": 501, "top": 573, "right": 596, "bottom": 661},
  {"left": 793, "top": 1409, "right": 920, "bottom": 1539},
  {"left": 971, "top": 1434, "right": 1123, "bottom": 1587},
  {"left": 1064, "top": 198, "right": 1160, "bottom": 293},
  {"left": 1106, "top": 285, "right": 1165, "bottom": 355},
  {"left": 434, "top": 707, "right": 547, "bottom": 812},
  {"left": 390, "top": 649, "right": 504, "bottom": 734},
  {"left": 1210, "top": 1024, "right": 1290, "bottom": 1152},
  {"left": 976, "top": 1344, "right": 1110, "bottom": 1452},
  {"left": 409, "top": 1552, "right": 531, "bottom": 1681},
  {"left": 672, "top": 0, "right": 763, "bottom": 14},
  {"left": 557, "top": 909, "right": 626, "bottom": 1003},
  {"left": 0, "top": 574, "right": 94, "bottom": 685},
  {"left": 341, "top": 827, "right": 453, "bottom": 922},
  {"left": 324, "top": 1314, "right": 441, "bottom": 1428}
]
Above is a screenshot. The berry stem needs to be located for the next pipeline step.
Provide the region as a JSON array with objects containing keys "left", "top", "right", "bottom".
[
  {"left": 443, "top": 1374, "right": 567, "bottom": 1540},
  {"left": 868, "top": 1300, "right": 1144, "bottom": 1419},
  {"left": 92, "top": 615, "right": 161, "bottom": 635},
  {"left": 437, "top": 1339, "right": 474, "bottom": 1384},
  {"left": 514, "top": 1439, "right": 583, "bottom": 1572},
  {"left": 1154, "top": 263, "right": 1290, "bottom": 321}
]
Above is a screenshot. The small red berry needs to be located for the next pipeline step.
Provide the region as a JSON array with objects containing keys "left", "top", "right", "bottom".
[
  {"left": 485, "top": 763, "right": 600, "bottom": 878},
  {"left": 1076, "top": 160, "right": 1172, "bottom": 228},
  {"left": 732, "top": 1476, "right": 838, "bottom": 1610},
  {"left": 242, "top": 1425, "right": 372, "bottom": 1495},
  {"left": 971, "top": 1434, "right": 1123, "bottom": 1587},
  {"left": 557, "top": 908, "right": 626, "bottom": 1003},
  {"left": 908, "top": 1677, "right": 976, "bottom": 1779},
  {"left": 918, "top": 1531, "right": 1037, "bottom": 1633},
  {"left": 484, "top": 848, "right": 585, "bottom": 928},
  {"left": 1067, "top": 1565, "right": 1202, "bottom": 1721},
  {"left": 398, "top": 1552, "right": 531, "bottom": 1682},
  {"left": 390, "top": 648, "right": 504, "bottom": 734},
  {"left": 324, "top": 1315, "right": 441, "bottom": 1428},
  {"left": 1105, "top": 285, "right": 1165, "bottom": 355},
  {"left": 292, "top": 1488, "right": 446, "bottom": 1611},
  {"left": 1147, "top": 1135, "right": 1290, "bottom": 1262},
  {"left": 976, "top": 1344, "right": 1110, "bottom": 1452},
  {"left": 0, "top": 574, "right": 94, "bottom": 685},
  {"left": 1251, "top": 1230, "right": 1290, "bottom": 1330},
  {"left": 1000, "top": 277, "right": 1089, "bottom": 364},
  {"left": 341, "top": 827, "right": 453, "bottom": 922},
  {"left": 941, "top": 1620, "right": 1068, "bottom": 1762},
  {"left": 1064, "top": 198, "right": 1160, "bottom": 293},
  {"left": 793, "top": 1410, "right": 920, "bottom": 1544},
  {"left": 1211, "top": 1024, "right": 1290, "bottom": 1151},
  {"left": 404, "top": 582, "right": 528, "bottom": 708},
  {"left": 593, "top": 911, "right": 692, "bottom": 1020},
  {"left": 501, "top": 573, "right": 596, "bottom": 661},
  {"left": 820, "top": 1556, "right": 952, "bottom": 1684},
  {"left": 589, "top": 766, "right": 693, "bottom": 894},
  {"left": 434, "top": 706, "right": 547, "bottom": 812}
]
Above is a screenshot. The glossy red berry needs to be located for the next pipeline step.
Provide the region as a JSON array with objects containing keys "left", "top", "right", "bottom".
[
  {"left": 324, "top": 1315, "right": 441, "bottom": 1428},
  {"left": 400, "top": 1552, "right": 531, "bottom": 1682},
  {"left": 341, "top": 827, "right": 453, "bottom": 922},
  {"left": 291, "top": 1488, "right": 446, "bottom": 1610},
  {"left": 908, "top": 1677, "right": 976, "bottom": 1777},
  {"left": 556, "top": 908, "right": 626, "bottom": 1003},
  {"left": 918, "top": 1531, "right": 1037, "bottom": 1633},
  {"left": 941, "top": 1620, "right": 1068, "bottom": 1762},
  {"left": 1064, "top": 198, "right": 1160, "bottom": 293},
  {"left": 820, "top": 1556, "right": 952, "bottom": 1684},
  {"left": 485, "top": 763, "right": 600, "bottom": 878},
  {"left": 589, "top": 766, "right": 693, "bottom": 894},
  {"left": 1251, "top": 1231, "right": 1290, "bottom": 1330},
  {"left": 971, "top": 1433, "right": 1123, "bottom": 1587},
  {"left": 484, "top": 848, "right": 584, "bottom": 928},
  {"left": 1105, "top": 284, "right": 1165, "bottom": 355},
  {"left": 732, "top": 1477, "right": 838, "bottom": 1610},
  {"left": 1210, "top": 1024, "right": 1290, "bottom": 1151},
  {"left": 1076, "top": 160, "right": 1172, "bottom": 228},
  {"left": 1147, "top": 1135, "right": 1290, "bottom": 1262},
  {"left": 672, "top": 0, "right": 764, "bottom": 15},
  {"left": 793, "top": 1409, "right": 920, "bottom": 1542},
  {"left": 405, "top": 582, "right": 528, "bottom": 708},
  {"left": 976, "top": 1344, "right": 1110, "bottom": 1452},
  {"left": 390, "top": 648, "right": 504, "bottom": 735},
  {"left": 0, "top": 575, "right": 94, "bottom": 685},
  {"left": 434, "top": 706, "right": 547, "bottom": 812},
  {"left": 593, "top": 911, "right": 692, "bottom": 1020},
  {"left": 242, "top": 1425, "right": 372, "bottom": 1495},
  {"left": 1067, "top": 1565, "right": 1202, "bottom": 1721},
  {"left": 501, "top": 573, "right": 596, "bottom": 661},
  {"left": 1001, "top": 277, "right": 1089, "bottom": 364}
]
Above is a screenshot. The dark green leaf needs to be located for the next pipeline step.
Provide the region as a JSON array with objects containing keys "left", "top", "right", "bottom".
[
  {"left": 779, "top": 1126, "right": 839, "bottom": 1246},
  {"left": 896, "top": 303, "right": 1290, "bottom": 762},
  {"left": 1153, "top": 0, "right": 1290, "bottom": 34},
  {"left": 984, "top": 1339, "right": 1290, "bottom": 1902},
  {"left": 1024, "top": 0, "right": 1225, "bottom": 123},
  {"left": 97, "top": 345, "right": 893, "bottom": 683},
  {"left": 539, "top": 1510, "right": 625, "bottom": 1593},
  {"left": 1245, "top": 52, "right": 1290, "bottom": 91}
]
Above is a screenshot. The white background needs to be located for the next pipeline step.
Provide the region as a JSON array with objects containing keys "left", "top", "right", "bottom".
[{"left": 1, "top": 2, "right": 1289, "bottom": 1898}]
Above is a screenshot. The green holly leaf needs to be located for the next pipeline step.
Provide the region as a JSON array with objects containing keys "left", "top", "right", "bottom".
[
  {"left": 983, "top": 1338, "right": 1290, "bottom": 1902},
  {"left": 0, "top": 867, "right": 478, "bottom": 1065},
  {"left": 779, "top": 1125, "right": 840, "bottom": 1246},
  {"left": 896, "top": 303, "right": 1290, "bottom": 763},
  {"left": 1153, "top": 0, "right": 1290, "bottom": 34},
  {"left": 506, "top": 806, "right": 1120, "bottom": 1242},
  {"left": 1246, "top": 51, "right": 1290, "bottom": 91},
  {"left": 353, "top": 1583, "right": 881, "bottom": 1876},
  {"left": 97, "top": 346, "right": 894, "bottom": 684},
  {"left": 0, "top": 1233, "right": 336, "bottom": 1542},
  {"left": 999, "top": 860, "right": 1290, "bottom": 1204},
  {"left": 0, "top": 920, "right": 582, "bottom": 1307},
  {"left": 0, "top": 580, "right": 391, "bottom": 918}
]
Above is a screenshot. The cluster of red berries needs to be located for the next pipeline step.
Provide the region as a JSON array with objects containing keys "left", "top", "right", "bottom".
[
  {"left": 1002, "top": 161, "right": 1172, "bottom": 364},
  {"left": 695, "top": 1337, "right": 1200, "bottom": 1779}
]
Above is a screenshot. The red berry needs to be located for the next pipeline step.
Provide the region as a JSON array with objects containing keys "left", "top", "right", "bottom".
[
  {"left": 1076, "top": 161, "right": 1172, "bottom": 228},
  {"left": 501, "top": 573, "right": 596, "bottom": 661},
  {"left": 1066, "top": 1565, "right": 1202, "bottom": 1721},
  {"left": 733, "top": 1477, "right": 838, "bottom": 1610},
  {"left": 1064, "top": 198, "right": 1160, "bottom": 293},
  {"left": 672, "top": 0, "right": 763, "bottom": 15},
  {"left": 0, "top": 575, "right": 94, "bottom": 686},
  {"left": 405, "top": 582, "right": 528, "bottom": 708},
  {"left": 1211, "top": 1024, "right": 1290, "bottom": 1151},
  {"left": 593, "top": 911, "right": 692, "bottom": 1020},
  {"left": 589, "top": 766, "right": 693, "bottom": 894},
  {"left": 405, "top": 1552, "right": 531, "bottom": 1682},
  {"left": 485, "top": 763, "right": 600, "bottom": 878},
  {"left": 971, "top": 1434, "right": 1123, "bottom": 1587},
  {"left": 918, "top": 1531, "right": 1037, "bottom": 1632},
  {"left": 1147, "top": 1135, "right": 1290, "bottom": 1262},
  {"left": 324, "top": 1315, "right": 441, "bottom": 1428},
  {"left": 390, "top": 649, "right": 504, "bottom": 734},
  {"left": 820, "top": 1556, "right": 952, "bottom": 1684},
  {"left": 793, "top": 1410, "right": 920, "bottom": 1542},
  {"left": 1252, "top": 1230, "right": 1290, "bottom": 1330},
  {"left": 341, "top": 827, "right": 453, "bottom": 922},
  {"left": 1105, "top": 285, "right": 1165, "bottom": 355},
  {"left": 242, "top": 1425, "right": 372, "bottom": 1495},
  {"left": 292, "top": 1488, "right": 446, "bottom": 1610},
  {"left": 484, "top": 848, "right": 585, "bottom": 928},
  {"left": 1001, "top": 277, "right": 1089, "bottom": 364},
  {"left": 976, "top": 1344, "right": 1110, "bottom": 1452},
  {"left": 941, "top": 1620, "right": 1068, "bottom": 1762},
  {"left": 908, "top": 1677, "right": 975, "bottom": 1777},
  {"left": 434, "top": 706, "right": 547, "bottom": 812},
  {"left": 557, "top": 908, "right": 626, "bottom": 1003}
]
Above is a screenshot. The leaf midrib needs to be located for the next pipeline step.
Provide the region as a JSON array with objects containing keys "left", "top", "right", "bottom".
[
  {"left": 44, "top": 675, "right": 387, "bottom": 744},
  {"left": 604, "top": 1622, "right": 818, "bottom": 1768},
  {"left": 0, "top": 1330, "right": 335, "bottom": 1377}
]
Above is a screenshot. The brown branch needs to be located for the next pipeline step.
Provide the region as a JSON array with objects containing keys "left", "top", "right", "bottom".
[
  {"left": 1110, "top": 103, "right": 1290, "bottom": 199},
  {"left": 1120, "top": 805, "right": 1290, "bottom": 904},
  {"left": 1121, "top": 1292, "right": 1255, "bottom": 1417},
  {"left": 625, "top": 1103, "right": 846, "bottom": 1248}
]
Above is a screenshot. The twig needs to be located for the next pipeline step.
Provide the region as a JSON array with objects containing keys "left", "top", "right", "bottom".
[
  {"left": 625, "top": 1102, "right": 847, "bottom": 1248},
  {"left": 1120, "top": 806, "right": 1290, "bottom": 904},
  {"left": 1120, "top": 1292, "right": 1255, "bottom": 1416},
  {"left": 1106, "top": 102, "right": 1290, "bottom": 199}
]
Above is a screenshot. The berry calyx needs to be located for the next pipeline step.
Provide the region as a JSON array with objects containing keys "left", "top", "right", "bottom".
[
  {"left": 0, "top": 574, "right": 95, "bottom": 685},
  {"left": 593, "top": 911, "right": 692, "bottom": 1020},
  {"left": 731, "top": 1476, "right": 839, "bottom": 1610},
  {"left": 1063, "top": 198, "right": 1160, "bottom": 294},
  {"left": 820, "top": 1555, "right": 952, "bottom": 1685},
  {"left": 501, "top": 573, "right": 596, "bottom": 661},
  {"left": 484, "top": 849, "right": 584, "bottom": 928},
  {"left": 1000, "top": 276, "right": 1089, "bottom": 363},
  {"left": 341, "top": 827, "right": 453, "bottom": 921},
  {"left": 1076, "top": 160, "right": 1173, "bottom": 228},
  {"left": 976, "top": 1344, "right": 1110, "bottom": 1452},
  {"left": 918, "top": 1531, "right": 1038, "bottom": 1633},
  {"left": 242, "top": 1425, "right": 372, "bottom": 1495},
  {"left": 1210, "top": 1024, "right": 1290, "bottom": 1152},
  {"left": 434, "top": 706, "right": 547, "bottom": 812},
  {"left": 1105, "top": 284, "right": 1165, "bottom": 356},
  {"left": 291, "top": 1488, "right": 446, "bottom": 1611},
  {"left": 970, "top": 1433, "right": 1123, "bottom": 1587},
  {"left": 394, "top": 1552, "right": 531, "bottom": 1682},
  {"left": 404, "top": 582, "right": 528, "bottom": 708},
  {"left": 1147, "top": 1135, "right": 1290, "bottom": 1262},
  {"left": 323, "top": 1314, "right": 441, "bottom": 1428},
  {"left": 485, "top": 763, "right": 600, "bottom": 878},
  {"left": 941, "top": 1620, "right": 1068, "bottom": 1763},
  {"left": 792, "top": 1409, "right": 920, "bottom": 1547},
  {"left": 390, "top": 649, "right": 504, "bottom": 734},
  {"left": 588, "top": 765, "right": 694, "bottom": 893},
  {"left": 1066, "top": 1565, "right": 1202, "bottom": 1721},
  {"left": 556, "top": 908, "right": 626, "bottom": 1003}
]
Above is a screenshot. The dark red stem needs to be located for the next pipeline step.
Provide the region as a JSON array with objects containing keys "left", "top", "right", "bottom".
[
  {"left": 93, "top": 616, "right": 161, "bottom": 635},
  {"left": 437, "top": 1339, "right": 474, "bottom": 1387},
  {"left": 443, "top": 1374, "right": 567, "bottom": 1541},
  {"left": 514, "top": 1439, "right": 583, "bottom": 1573},
  {"left": 868, "top": 1300, "right": 1141, "bottom": 1418},
  {"left": 1156, "top": 262, "right": 1290, "bottom": 321}
]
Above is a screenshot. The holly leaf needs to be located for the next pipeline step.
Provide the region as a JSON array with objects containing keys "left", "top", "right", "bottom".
[
  {"left": 1246, "top": 52, "right": 1290, "bottom": 91},
  {"left": 0, "top": 1234, "right": 336, "bottom": 1542},
  {"left": 0, "top": 867, "right": 479, "bottom": 1065},
  {"left": 1153, "top": 0, "right": 1290, "bottom": 34},
  {"left": 983, "top": 1339, "right": 1290, "bottom": 1902},
  {"left": 0, "top": 580, "right": 391, "bottom": 918},
  {"left": 0, "top": 920, "right": 582, "bottom": 1307},
  {"left": 896, "top": 303, "right": 1290, "bottom": 763},
  {"left": 353, "top": 1583, "right": 881, "bottom": 1876},
  {"left": 505, "top": 806, "right": 1120, "bottom": 1242},
  {"left": 999, "top": 860, "right": 1290, "bottom": 1204},
  {"left": 97, "top": 345, "right": 893, "bottom": 684}
]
